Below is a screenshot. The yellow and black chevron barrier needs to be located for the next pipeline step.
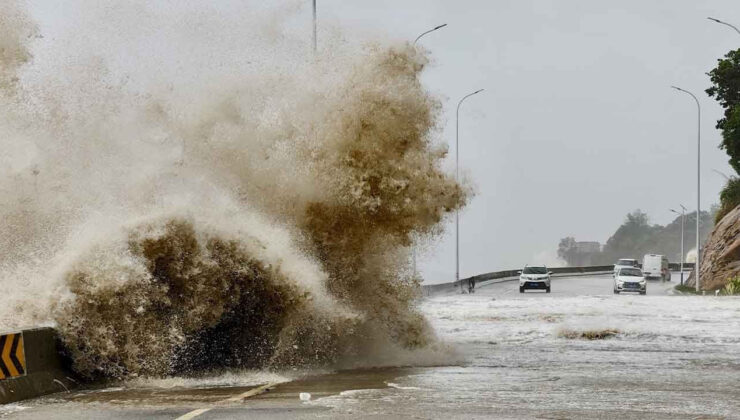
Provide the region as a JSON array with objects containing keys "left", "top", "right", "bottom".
[{"left": 0, "top": 332, "right": 26, "bottom": 380}]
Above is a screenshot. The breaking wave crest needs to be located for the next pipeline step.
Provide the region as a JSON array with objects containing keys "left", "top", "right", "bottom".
[
  {"left": 0, "top": 2, "right": 467, "bottom": 379},
  {"left": 54, "top": 214, "right": 357, "bottom": 378}
]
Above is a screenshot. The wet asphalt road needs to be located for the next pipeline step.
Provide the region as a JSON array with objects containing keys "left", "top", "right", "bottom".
[
  {"left": 472, "top": 270, "right": 678, "bottom": 297},
  {"left": 3, "top": 272, "right": 739, "bottom": 419}
]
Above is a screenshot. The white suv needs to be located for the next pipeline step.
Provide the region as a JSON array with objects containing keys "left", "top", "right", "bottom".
[
  {"left": 613, "top": 267, "right": 647, "bottom": 295},
  {"left": 519, "top": 266, "right": 552, "bottom": 293}
]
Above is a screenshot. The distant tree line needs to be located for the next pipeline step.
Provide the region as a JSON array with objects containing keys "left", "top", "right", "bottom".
[{"left": 558, "top": 209, "right": 714, "bottom": 266}]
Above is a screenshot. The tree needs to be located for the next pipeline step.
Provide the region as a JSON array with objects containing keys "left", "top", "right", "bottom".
[
  {"left": 557, "top": 237, "right": 577, "bottom": 266},
  {"left": 562, "top": 209, "right": 714, "bottom": 266},
  {"left": 706, "top": 49, "right": 740, "bottom": 174},
  {"left": 707, "top": 48, "right": 740, "bottom": 220},
  {"left": 599, "top": 210, "right": 656, "bottom": 263}
]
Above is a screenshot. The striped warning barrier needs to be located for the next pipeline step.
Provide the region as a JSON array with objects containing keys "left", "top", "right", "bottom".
[
  {"left": 0, "top": 332, "right": 26, "bottom": 380},
  {"left": 0, "top": 328, "right": 77, "bottom": 404}
]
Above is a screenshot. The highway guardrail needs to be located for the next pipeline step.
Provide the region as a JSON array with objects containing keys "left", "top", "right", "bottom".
[{"left": 422, "top": 263, "right": 695, "bottom": 297}]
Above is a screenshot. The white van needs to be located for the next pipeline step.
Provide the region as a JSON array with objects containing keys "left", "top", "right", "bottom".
[{"left": 642, "top": 254, "right": 670, "bottom": 281}]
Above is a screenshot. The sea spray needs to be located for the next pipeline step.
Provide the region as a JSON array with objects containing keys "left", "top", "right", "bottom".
[{"left": 0, "top": 2, "right": 468, "bottom": 379}]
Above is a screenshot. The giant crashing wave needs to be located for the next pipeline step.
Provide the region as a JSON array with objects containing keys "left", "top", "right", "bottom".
[{"left": 0, "top": 2, "right": 468, "bottom": 379}]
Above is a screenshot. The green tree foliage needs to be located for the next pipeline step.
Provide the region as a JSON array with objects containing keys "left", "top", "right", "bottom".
[
  {"left": 706, "top": 48, "right": 740, "bottom": 173},
  {"left": 598, "top": 210, "right": 659, "bottom": 263}
]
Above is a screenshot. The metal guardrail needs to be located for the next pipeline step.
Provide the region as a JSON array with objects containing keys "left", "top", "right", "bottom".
[
  {"left": 421, "top": 263, "right": 695, "bottom": 297},
  {"left": 668, "top": 262, "right": 694, "bottom": 271}
]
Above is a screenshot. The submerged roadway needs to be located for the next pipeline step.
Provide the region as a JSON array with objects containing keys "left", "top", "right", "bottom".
[{"left": 3, "top": 272, "right": 740, "bottom": 419}]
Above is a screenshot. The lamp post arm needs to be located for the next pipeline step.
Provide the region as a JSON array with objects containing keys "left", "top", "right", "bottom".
[
  {"left": 455, "top": 89, "right": 485, "bottom": 181},
  {"left": 708, "top": 17, "right": 740, "bottom": 36},
  {"left": 414, "top": 24, "right": 448, "bottom": 45}
]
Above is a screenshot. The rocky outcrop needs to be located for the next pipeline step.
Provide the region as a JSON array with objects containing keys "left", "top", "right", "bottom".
[{"left": 687, "top": 205, "right": 740, "bottom": 290}]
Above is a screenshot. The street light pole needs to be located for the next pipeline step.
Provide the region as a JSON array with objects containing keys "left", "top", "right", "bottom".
[
  {"left": 671, "top": 86, "right": 701, "bottom": 292},
  {"left": 707, "top": 17, "right": 740, "bottom": 36},
  {"left": 409, "top": 24, "right": 446, "bottom": 282},
  {"left": 670, "top": 205, "right": 687, "bottom": 284},
  {"left": 413, "top": 248, "right": 417, "bottom": 279},
  {"left": 456, "top": 89, "right": 484, "bottom": 293},
  {"left": 312, "top": 0, "right": 317, "bottom": 53},
  {"left": 414, "top": 24, "right": 448, "bottom": 46}
]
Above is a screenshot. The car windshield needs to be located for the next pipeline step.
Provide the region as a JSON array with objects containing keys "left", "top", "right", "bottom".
[
  {"left": 617, "top": 259, "right": 636, "bottom": 266},
  {"left": 619, "top": 268, "right": 643, "bottom": 277},
  {"left": 523, "top": 266, "right": 547, "bottom": 274}
]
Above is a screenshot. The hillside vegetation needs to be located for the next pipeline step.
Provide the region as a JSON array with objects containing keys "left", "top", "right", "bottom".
[{"left": 559, "top": 209, "right": 713, "bottom": 266}]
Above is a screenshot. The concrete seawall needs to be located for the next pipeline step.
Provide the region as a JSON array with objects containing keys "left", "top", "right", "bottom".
[{"left": 0, "top": 328, "right": 77, "bottom": 404}]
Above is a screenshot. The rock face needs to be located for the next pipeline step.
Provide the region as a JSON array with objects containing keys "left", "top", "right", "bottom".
[{"left": 687, "top": 205, "right": 740, "bottom": 290}]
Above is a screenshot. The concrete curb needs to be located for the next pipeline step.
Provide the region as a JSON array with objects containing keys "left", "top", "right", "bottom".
[{"left": 0, "top": 328, "right": 78, "bottom": 404}]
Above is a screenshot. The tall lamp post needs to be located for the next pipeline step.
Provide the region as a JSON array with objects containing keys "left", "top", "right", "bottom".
[
  {"left": 410, "top": 24, "right": 446, "bottom": 281},
  {"left": 707, "top": 17, "right": 740, "bottom": 36},
  {"left": 670, "top": 205, "right": 687, "bottom": 284},
  {"left": 414, "top": 24, "right": 448, "bottom": 46},
  {"left": 456, "top": 89, "right": 484, "bottom": 292},
  {"left": 671, "top": 85, "right": 701, "bottom": 292},
  {"left": 312, "top": 0, "right": 317, "bottom": 53}
]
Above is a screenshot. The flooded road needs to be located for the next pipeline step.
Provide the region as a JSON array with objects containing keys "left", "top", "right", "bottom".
[{"left": 3, "top": 274, "right": 740, "bottom": 419}]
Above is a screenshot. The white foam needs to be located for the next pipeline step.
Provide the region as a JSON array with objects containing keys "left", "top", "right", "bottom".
[{"left": 386, "top": 382, "right": 422, "bottom": 390}]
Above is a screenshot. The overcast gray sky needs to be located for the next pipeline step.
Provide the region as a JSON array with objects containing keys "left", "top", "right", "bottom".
[
  {"left": 28, "top": 1, "right": 740, "bottom": 284},
  {"left": 314, "top": 0, "right": 740, "bottom": 283}
]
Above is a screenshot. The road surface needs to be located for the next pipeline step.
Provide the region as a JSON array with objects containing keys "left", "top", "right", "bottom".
[
  {"left": 3, "top": 273, "right": 739, "bottom": 419},
  {"left": 471, "top": 270, "right": 679, "bottom": 297}
]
